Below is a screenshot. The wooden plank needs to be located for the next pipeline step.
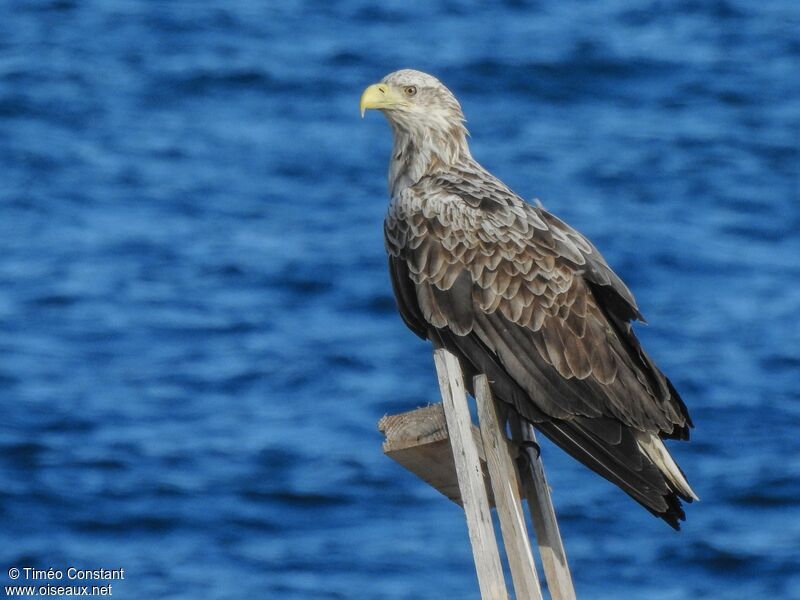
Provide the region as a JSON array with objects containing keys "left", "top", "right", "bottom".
[
  {"left": 379, "top": 403, "right": 449, "bottom": 452},
  {"left": 379, "top": 403, "right": 495, "bottom": 460},
  {"left": 475, "top": 376, "right": 543, "bottom": 600},
  {"left": 434, "top": 349, "right": 509, "bottom": 600},
  {"left": 513, "top": 417, "right": 577, "bottom": 600},
  {"left": 378, "top": 404, "right": 497, "bottom": 507}
]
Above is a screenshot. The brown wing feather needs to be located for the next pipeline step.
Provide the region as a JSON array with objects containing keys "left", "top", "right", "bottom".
[
  {"left": 384, "top": 172, "right": 694, "bottom": 527},
  {"left": 386, "top": 182, "right": 688, "bottom": 436}
]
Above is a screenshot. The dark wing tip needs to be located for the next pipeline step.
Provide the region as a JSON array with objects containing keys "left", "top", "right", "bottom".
[{"left": 654, "top": 491, "right": 687, "bottom": 531}]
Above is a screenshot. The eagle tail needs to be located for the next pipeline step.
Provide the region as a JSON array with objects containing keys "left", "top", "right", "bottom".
[
  {"left": 533, "top": 417, "right": 696, "bottom": 530},
  {"left": 634, "top": 431, "right": 699, "bottom": 502},
  {"left": 435, "top": 328, "right": 696, "bottom": 529}
]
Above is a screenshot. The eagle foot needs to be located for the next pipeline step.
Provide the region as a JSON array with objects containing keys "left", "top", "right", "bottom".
[{"left": 518, "top": 440, "right": 541, "bottom": 461}]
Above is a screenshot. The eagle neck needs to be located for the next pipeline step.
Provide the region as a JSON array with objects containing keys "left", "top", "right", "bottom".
[{"left": 387, "top": 122, "right": 470, "bottom": 196}]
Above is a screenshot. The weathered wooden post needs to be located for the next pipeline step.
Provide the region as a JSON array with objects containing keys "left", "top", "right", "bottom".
[
  {"left": 434, "top": 350, "right": 510, "bottom": 600},
  {"left": 378, "top": 348, "right": 577, "bottom": 600},
  {"left": 511, "top": 416, "right": 575, "bottom": 599},
  {"left": 474, "top": 374, "right": 542, "bottom": 600}
]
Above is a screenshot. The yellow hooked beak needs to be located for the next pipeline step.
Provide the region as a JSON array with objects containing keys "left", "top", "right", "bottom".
[{"left": 360, "top": 83, "right": 401, "bottom": 117}]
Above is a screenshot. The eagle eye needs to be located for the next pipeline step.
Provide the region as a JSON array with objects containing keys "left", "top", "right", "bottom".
[{"left": 403, "top": 86, "right": 417, "bottom": 97}]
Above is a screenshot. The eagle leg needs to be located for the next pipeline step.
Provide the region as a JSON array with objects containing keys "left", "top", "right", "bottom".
[{"left": 518, "top": 439, "right": 542, "bottom": 461}]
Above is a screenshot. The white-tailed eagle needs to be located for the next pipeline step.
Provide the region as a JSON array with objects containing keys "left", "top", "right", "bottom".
[{"left": 361, "top": 69, "right": 697, "bottom": 529}]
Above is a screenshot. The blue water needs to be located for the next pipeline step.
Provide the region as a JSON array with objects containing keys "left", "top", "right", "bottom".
[{"left": 1, "top": 1, "right": 799, "bottom": 598}]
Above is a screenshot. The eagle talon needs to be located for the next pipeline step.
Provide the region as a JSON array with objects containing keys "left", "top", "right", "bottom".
[{"left": 519, "top": 440, "right": 541, "bottom": 461}]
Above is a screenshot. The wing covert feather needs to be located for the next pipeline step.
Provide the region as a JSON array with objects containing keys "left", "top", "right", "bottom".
[{"left": 384, "top": 175, "right": 689, "bottom": 437}]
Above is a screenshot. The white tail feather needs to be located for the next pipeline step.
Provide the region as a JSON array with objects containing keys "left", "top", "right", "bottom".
[{"left": 635, "top": 431, "right": 699, "bottom": 501}]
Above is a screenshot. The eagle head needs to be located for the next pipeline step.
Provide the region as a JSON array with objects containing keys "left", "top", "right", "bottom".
[{"left": 360, "top": 69, "right": 469, "bottom": 172}]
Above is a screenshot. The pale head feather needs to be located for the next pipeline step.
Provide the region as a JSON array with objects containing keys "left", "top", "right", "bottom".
[{"left": 376, "top": 69, "right": 471, "bottom": 194}]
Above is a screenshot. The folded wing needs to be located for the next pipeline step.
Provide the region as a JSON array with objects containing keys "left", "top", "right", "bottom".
[{"left": 385, "top": 178, "right": 696, "bottom": 527}]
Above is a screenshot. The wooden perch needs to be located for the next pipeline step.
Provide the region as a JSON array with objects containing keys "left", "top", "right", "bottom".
[
  {"left": 513, "top": 417, "right": 576, "bottom": 600},
  {"left": 433, "top": 350, "right": 509, "bottom": 600},
  {"left": 475, "top": 375, "right": 543, "bottom": 600},
  {"left": 378, "top": 348, "right": 577, "bottom": 600},
  {"left": 379, "top": 403, "right": 504, "bottom": 508}
]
